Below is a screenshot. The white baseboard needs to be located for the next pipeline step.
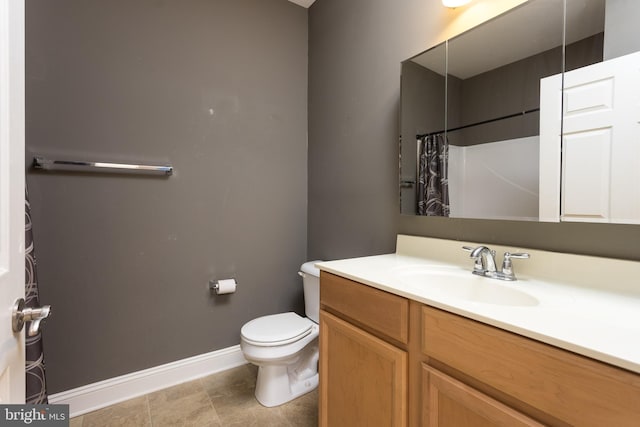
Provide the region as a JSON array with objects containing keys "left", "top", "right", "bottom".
[{"left": 49, "top": 345, "right": 247, "bottom": 418}]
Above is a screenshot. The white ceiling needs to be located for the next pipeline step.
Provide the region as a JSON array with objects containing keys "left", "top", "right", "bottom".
[{"left": 288, "top": 0, "right": 316, "bottom": 8}]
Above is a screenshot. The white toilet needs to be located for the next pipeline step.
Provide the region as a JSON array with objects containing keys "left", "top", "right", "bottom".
[{"left": 240, "top": 261, "right": 322, "bottom": 407}]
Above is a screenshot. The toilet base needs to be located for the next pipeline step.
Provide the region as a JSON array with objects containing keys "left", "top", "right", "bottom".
[
  {"left": 255, "top": 365, "right": 318, "bottom": 407},
  {"left": 253, "top": 342, "right": 319, "bottom": 407}
]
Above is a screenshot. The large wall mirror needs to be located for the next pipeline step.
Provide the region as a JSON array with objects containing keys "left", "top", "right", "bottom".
[{"left": 400, "top": 0, "right": 638, "bottom": 223}]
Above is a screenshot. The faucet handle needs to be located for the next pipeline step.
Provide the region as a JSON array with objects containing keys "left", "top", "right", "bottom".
[
  {"left": 505, "top": 252, "right": 530, "bottom": 260},
  {"left": 501, "top": 252, "right": 530, "bottom": 280}
]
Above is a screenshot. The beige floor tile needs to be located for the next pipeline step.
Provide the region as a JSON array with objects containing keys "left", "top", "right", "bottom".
[
  {"left": 81, "top": 396, "right": 150, "bottom": 427},
  {"left": 200, "top": 364, "right": 256, "bottom": 399},
  {"left": 207, "top": 380, "right": 259, "bottom": 424},
  {"left": 149, "top": 389, "right": 220, "bottom": 427},
  {"left": 218, "top": 391, "right": 318, "bottom": 427},
  {"left": 148, "top": 378, "right": 205, "bottom": 408},
  {"left": 76, "top": 363, "right": 316, "bottom": 427},
  {"left": 280, "top": 389, "right": 318, "bottom": 427},
  {"left": 217, "top": 406, "right": 292, "bottom": 427},
  {"left": 248, "top": 404, "right": 294, "bottom": 427}
]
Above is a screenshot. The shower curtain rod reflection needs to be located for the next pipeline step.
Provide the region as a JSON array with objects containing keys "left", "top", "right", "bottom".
[
  {"left": 32, "top": 156, "right": 173, "bottom": 176},
  {"left": 417, "top": 108, "right": 540, "bottom": 139}
]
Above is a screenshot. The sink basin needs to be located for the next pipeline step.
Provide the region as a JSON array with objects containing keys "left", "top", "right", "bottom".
[{"left": 391, "top": 265, "right": 539, "bottom": 307}]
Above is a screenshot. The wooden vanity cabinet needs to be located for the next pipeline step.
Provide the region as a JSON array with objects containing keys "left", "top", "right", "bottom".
[
  {"left": 319, "top": 272, "right": 409, "bottom": 427},
  {"left": 319, "top": 273, "right": 640, "bottom": 427}
]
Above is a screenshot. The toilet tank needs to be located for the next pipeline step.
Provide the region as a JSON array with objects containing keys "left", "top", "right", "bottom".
[{"left": 300, "top": 261, "right": 322, "bottom": 324}]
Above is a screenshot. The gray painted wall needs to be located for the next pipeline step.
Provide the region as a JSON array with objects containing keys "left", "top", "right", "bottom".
[
  {"left": 308, "top": 0, "right": 425, "bottom": 261},
  {"left": 26, "top": 0, "right": 308, "bottom": 393},
  {"left": 308, "top": 0, "right": 640, "bottom": 262}
]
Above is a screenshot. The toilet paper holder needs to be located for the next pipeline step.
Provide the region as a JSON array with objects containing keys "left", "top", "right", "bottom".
[{"left": 209, "top": 278, "right": 237, "bottom": 294}]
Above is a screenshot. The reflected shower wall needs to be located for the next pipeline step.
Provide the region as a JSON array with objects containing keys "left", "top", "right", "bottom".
[{"left": 448, "top": 136, "right": 540, "bottom": 221}]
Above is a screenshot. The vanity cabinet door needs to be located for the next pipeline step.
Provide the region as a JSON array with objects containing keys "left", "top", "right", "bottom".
[
  {"left": 320, "top": 310, "right": 407, "bottom": 427},
  {"left": 422, "top": 364, "right": 543, "bottom": 427}
]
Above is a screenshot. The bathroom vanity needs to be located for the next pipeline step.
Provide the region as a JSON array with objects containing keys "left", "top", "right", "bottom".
[{"left": 317, "top": 236, "right": 640, "bottom": 427}]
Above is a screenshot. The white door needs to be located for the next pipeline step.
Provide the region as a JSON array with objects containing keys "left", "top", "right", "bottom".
[
  {"left": 539, "top": 51, "right": 640, "bottom": 223},
  {"left": 561, "top": 51, "right": 640, "bottom": 223},
  {"left": 0, "top": 0, "right": 26, "bottom": 403}
]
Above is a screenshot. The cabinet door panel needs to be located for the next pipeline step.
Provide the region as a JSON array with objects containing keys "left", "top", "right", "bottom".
[
  {"left": 320, "top": 310, "right": 407, "bottom": 427},
  {"left": 422, "top": 364, "right": 543, "bottom": 427}
]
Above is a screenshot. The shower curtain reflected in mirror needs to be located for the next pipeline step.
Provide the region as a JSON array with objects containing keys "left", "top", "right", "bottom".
[
  {"left": 417, "top": 134, "right": 450, "bottom": 216},
  {"left": 25, "top": 189, "right": 48, "bottom": 404}
]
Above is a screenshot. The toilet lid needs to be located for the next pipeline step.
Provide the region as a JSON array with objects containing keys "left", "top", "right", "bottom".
[{"left": 241, "top": 312, "right": 313, "bottom": 346}]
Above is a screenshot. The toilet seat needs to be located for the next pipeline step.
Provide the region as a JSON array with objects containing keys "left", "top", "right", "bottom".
[{"left": 241, "top": 312, "right": 314, "bottom": 347}]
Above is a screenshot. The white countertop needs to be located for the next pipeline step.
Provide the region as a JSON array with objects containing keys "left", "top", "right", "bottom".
[{"left": 316, "top": 235, "right": 640, "bottom": 374}]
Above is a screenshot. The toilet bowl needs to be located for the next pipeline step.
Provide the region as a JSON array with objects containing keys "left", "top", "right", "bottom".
[{"left": 240, "top": 261, "right": 322, "bottom": 407}]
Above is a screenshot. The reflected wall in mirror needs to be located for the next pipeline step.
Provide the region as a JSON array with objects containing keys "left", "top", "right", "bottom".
[
  {"left": 400, "top": 43, "right": 446, "bottom": 214},
  {"left": 400, "top": 0, "right": 615, "bottom": 221}
]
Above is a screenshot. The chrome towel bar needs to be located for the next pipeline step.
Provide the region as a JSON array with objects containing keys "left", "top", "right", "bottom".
[{"left": 32, "top": 156, "right": 173, "bottom": 176}]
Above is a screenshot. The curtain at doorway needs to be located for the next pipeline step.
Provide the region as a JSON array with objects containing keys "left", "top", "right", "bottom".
[
  {"left": 417, "top": 134, "right": 450, "bottom": 216},
  {"left": 25, "top": 188, "right": 48, "bottom": 404}
]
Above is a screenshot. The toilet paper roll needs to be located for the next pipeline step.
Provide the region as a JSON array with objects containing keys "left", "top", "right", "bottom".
[{"left": 216, "top": 278, "right": 237, "bottom": 295}]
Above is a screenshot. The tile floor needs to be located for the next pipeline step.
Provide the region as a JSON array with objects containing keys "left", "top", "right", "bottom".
[{"left": 69, "top": 364, "right": 318, "bottom": 427}]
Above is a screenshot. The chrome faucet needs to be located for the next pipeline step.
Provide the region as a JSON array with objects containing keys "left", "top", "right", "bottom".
[
  {"left": 469, "top": 246, "right": 498, "bottom": 275},
  {"left": 463, "top": 246, "right": 529, "bottom": 281}
]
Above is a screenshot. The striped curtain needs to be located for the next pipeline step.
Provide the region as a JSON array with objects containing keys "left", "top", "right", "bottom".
[
  {"left": 417, "top": 134, "right": 450, "bottom": 216},
  {"left": 25, "top": 189, "right": 49, "bottom": 404}
]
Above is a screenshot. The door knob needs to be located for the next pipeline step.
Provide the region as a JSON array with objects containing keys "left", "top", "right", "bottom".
[{"left": 12, "top": 298, "right": 51, "bottom": 337}]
